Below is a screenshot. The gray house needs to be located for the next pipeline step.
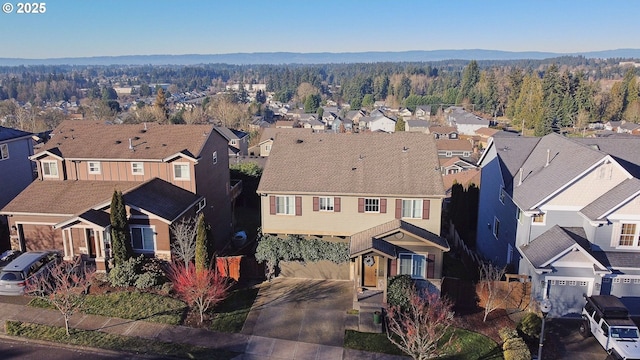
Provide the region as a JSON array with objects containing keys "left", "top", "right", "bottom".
[
  {"left": 476, "top": 133, "right": 640, "bottom": 316},
  {"left": 0, "top": 126, "right": 34, "bottom": 209}
]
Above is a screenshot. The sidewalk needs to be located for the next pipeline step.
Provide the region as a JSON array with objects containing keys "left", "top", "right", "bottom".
[{"left": 0, "top": 297, "right": 408, "bottom": 360}]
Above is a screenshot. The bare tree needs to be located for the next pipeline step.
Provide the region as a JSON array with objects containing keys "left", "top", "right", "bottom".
[
  {"left": 386, "top": 287, "right": 457, "bottom": 360},
  {"left": 26, "top": 257, "right": 94, "bottom": 336},
  {"left": 170, "top": 217, "right": 197, "bottom": 269},
  {"left": 479, "top": 261, "right": 512, "bottom": 322}
]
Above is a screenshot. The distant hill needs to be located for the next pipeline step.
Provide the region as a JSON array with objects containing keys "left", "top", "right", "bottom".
[{"left": 1, "top": 49, "right": 640, "bottom": 66}]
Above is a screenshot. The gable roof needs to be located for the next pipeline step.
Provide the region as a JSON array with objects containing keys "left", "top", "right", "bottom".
[
  {"left": 435, "top": 139, "right": 473, "bottom": 151},
  {"left": 475, "top": 127, "right": 500, "bottom": 137},
  {"left": 519, "top": 226, "right": 607, "bottom": 271},
  {"left": 213, "top": 127, "right": 247, "bottom": 141},
  {"left": 0, "top": 126, "right": 32, "bottom": 142},
  {"left": 258, "top": 127, "right": 312, "bottom": 144},
  {"left": 1, "top": 180, "right": 142, "bottom": 215},
  {"left": 122, "top": 178, "right": 202, "bottom": 222},
  {"left": 258, "top": 132, "right": 444, "bottom": 197},
  {"left": 350, "top": 219, "right": 449, "bottom": 258},
  {"left": 512, "top": 133, "right": 608, "bottom": 210},
  {"left": 579, "top": 178, "right": 640, "bottom": 221},
  {"left": 572, "top": 137, "right": 640, "bottom": 178},
  {"left": 38, "top": 120, "right": 217, "bottom": 161}
]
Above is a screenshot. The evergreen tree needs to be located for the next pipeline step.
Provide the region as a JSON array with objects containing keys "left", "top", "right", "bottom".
[
  {"left": 195, "top": 212, "right": 209, "bottom": 272},
  {"left": 457, "top": 60, "right": 480, "bottom": 104},
  {"left": 395, "top": 117, "right": 405, "bottom": 132},
  {"left": 154, "top": 87, "right": 168, "bottom": 121},
  {"left": 110, "top": 190, "right": 132, "bottom": 266}
]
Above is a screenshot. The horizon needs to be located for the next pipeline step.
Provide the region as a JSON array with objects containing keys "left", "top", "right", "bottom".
[{"left": 1, "top": 0, "right": 639, "bottom": 59}]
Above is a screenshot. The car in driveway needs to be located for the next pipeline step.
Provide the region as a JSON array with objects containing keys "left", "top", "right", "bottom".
[
  {"left": 0, "top": 251, "right": 61, "bottom": 296},
  {"left": 580, "top": 294, "right": 640, "bottom": 360}
]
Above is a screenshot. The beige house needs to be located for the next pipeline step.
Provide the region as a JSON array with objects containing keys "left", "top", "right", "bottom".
[
  {"left": 1, "top": 121, "right": 235, "bottom": 271},
  {"left": 257, "top": 132, "right": 449, "bottom": 302}
]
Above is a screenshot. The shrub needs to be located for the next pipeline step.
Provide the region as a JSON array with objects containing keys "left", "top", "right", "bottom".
[
  {"left": 108, "top": 255, "right": 144, "bottom": 287},
  {"left": 517, "top": 312, "right": 542, "bottom": 339},
  {"left": 499, "top": 327, "right": 531, "bottom": 360},
  {"left": 387, "top": 275, "right": 413, "bottom": 309}
]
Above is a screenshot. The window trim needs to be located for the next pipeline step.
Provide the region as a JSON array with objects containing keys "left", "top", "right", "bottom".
[
  {"left": 88, "top": 161, "right": 101, "bottom": 175},
  {"left": 493, "top": 217, "right": 500, "bottom": 239},
  {"left": 173, "top": 162, "right": 190, "bottom": 181},
  {"left": 401, "top": 199, "right": 422, "bottom": 219},
  {"left": 212, "top": 151, "right": 218, "bottom": 165},
  {"left": 398, "top": 253, "right": 426, "bottom": 280},
  {"left": 616, "top": 222, "right": 640, "bottom": 248},
  {"left": 196, "top": 198, "right": 206, "bottom": 213},
  {"left": 130, "top": 225, "right": 156, "bottom": 253},
  {"left": 42, "top": 160, "right": 59, "bottom": 178},
  {"left": 532, "top": 213, "right": 546, "bottom": 226},
  {"left": 275, "top": 195, "right": 295, "bottom": 215},
  {"left": 364, "top": 198, "right": 380, "bottom": 213},
  {"left": 319, "top": 197, "right": 334, "bottom": 212},
  {"left": 131, "top": 162, "right": 144, "bottom": 175},
  {"left": 0, "top": 143, "right": 8, "bottom": 160},
  {"left": 499, "top": 187, "right": 506, "bottom": 204}
]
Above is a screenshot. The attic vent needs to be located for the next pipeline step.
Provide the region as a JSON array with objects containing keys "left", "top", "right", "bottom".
[
  {"left": 115, "top": 140, "right": 122, "bottom": 144},
  {"left": 502, "top": 146, "right": 510, "bottom": 151},
  {"left": 352, "top": 167, "right": 357, "bottom": 171},
  {"left": 162, "top": 144, "right": 167, "bottom": 147},
  {"left": 589, "top": 144, "right": 600, "bottom": 151},
  {"left": 140, "top": 129, "right": 146, "bottom": 133},
  {"left": 402, "top": 146, "right": 409, "bottom": 152},
  {"left": 296, "top": 139, "right": 304, "bottom": 144},
  {"left": 133, "top": 136, "right": 140, "bottom": 141}
]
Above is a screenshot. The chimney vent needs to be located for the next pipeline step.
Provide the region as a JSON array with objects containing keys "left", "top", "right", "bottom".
[{"left": 128, "top": 138, "right": 134, "bottom": 151}]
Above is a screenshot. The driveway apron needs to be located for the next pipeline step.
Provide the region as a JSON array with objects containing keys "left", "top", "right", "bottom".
[{"left": 244, "top": 278, "right": 354, "bottom": 347}]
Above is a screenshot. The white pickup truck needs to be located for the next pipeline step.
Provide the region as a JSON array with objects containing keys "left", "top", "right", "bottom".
[{"left": 580, "top": 295, "right": 640, "bottom": 360}]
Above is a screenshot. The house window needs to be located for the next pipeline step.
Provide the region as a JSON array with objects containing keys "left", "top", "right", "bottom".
[
  {"left": 0, "top": 143, "right": 8, "bottom": 160},
  {"left": 88, "top": 161, "right": 101, "bottom": 174},
  {"left": 516, "top": 208, "right": 522, "bottom": 223},
  {"left": 213, "top": 151, "right": 218, "bottom": 165},
  {"left": 499, "top": 188, "right": 506, "bottom": 204},
  {"left": 275, "top": 196, "right": 295, "bottom": 215},
  {"left": 402, "top": 199, "right": 422, "bottom": 219},
  {"left": 613, "top": 278, "right": 621, "bottom": 284},
  {"left": 42, "top": 161, "right": 58, "bottom": 177},
  {"left": 131, "top": 162, "right": 144, "bottom": 175},
  {"left": 231, "top": 140, "right": 236, "bottom": 145},
  {"left": 580, "top": 281, "right": 588, "bottom": 287},
  {"left": 173, "top": 163, "right": 190, "bottom": 180},
  {"left": 265, "top": 145, "right": 271, "bottom": 151},
  {"left": 445, "top": 151, "right": 452, "bottom": 157},
  {"left": 399, "top": 253, "right": 426, "bottom": 279},
  {"left": 493, "top": 217, "right": 500, "bottom": 239},
  {"left": 568, "top": 281, "right": 577, "bottom": 286},
  {"left": 463, "top": 151, "right": 471, "bottom": 157},
  {"left": 618, "top": 223, "right": 639, "bottom": 247},
  {"left": 558, "top": 280, "right": 566, "bottom": 286},
  {"left": 364, "top": 198, "right": 380, "bottom": 213},
  {"left": 196, "top": 198, "right": 206, "bottom": 213},
  {"left": 623, "top": 278, "right": 631, "bottom": 284},
  {"left": 130, "top": 226, "right": 155, "bottom": 252},
  {"left": 319, "top": 197, "right": 334, "bottom": 211},
  {"left": 634, "top": 279, "right": 640, "bottom": 284},
  {"left": 532, "top": 213, "right": 545, "bottom": 225}
]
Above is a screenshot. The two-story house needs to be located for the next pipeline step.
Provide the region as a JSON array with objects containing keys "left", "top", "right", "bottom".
[
  {"left": 359, "top": 113, "right": 397, "bottom": 133},
  {"left": 214, "top": 127, "right": 249, "bottom": 158},
  {"left": 476, "top": 133, "right": 640, "bottom": 316},
  {"left": 0, "top": 121, "right": 234, "bottom": 271},
  {"left": 446, "top": 107, "right": 490, "bottom": 136},
  {"left": 257, "top": 132, "right": 449, "bottom": 302}
]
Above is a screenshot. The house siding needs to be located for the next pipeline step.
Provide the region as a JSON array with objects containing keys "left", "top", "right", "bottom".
[
  {"left": 0, "top": 137, "right": 34, "bottom": 209},
  {"left": 261, "top": 194, "right": 442, "bottom": 237}
]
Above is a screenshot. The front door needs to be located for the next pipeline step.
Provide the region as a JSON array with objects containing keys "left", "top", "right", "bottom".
[
  {"left": 86, "top": 229, "right": 96, "bottom": 258},
  {"left": 363, "top": 255, "right": 378, "bottom": 288}
]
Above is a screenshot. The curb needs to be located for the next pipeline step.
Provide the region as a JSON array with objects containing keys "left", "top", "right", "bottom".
[{"left": 0, "top": 333, "right": 179, "bottom": 359}]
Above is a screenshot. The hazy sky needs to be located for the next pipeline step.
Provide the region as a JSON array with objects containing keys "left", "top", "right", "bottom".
[{"left": 1, "top": 0, "right": 638, "bottom": 58}]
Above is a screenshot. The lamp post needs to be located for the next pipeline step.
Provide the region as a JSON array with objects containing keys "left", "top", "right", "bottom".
[{"left": 537, "top": 298, "right": 552, "bottom": 360}]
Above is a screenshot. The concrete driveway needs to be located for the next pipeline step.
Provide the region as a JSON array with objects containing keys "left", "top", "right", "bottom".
[
  {"left": 242, "top": 278, "right": 354, "bottom": 347},
  {"left": 545, "top": 318, "right": 608, "bottom": 360}
]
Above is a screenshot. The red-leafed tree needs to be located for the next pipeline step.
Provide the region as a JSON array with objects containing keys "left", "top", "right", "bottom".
[
  {"left": 26, "top": 257, "right": 95, "bottom": 336},
  {"left": 169, "top": 262, "right": 231, "bottom": 324},
  {"left": 385, "top": 287, "right": 457, "bottom": 360}
]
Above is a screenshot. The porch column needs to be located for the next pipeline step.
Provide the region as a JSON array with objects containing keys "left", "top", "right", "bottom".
[
  {"left": 65, "top": 229, "right": 75, "bottom": 260},
  {"left": 94, "top": 230, "right": 107, "bottom": 273},
  {"left": 383, "top": 258, "right": 388, "bottom": 304}
]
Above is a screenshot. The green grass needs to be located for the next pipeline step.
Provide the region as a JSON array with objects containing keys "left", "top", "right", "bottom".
[
  {"left": 344, "top": 327, "right": 503, "bottom": 360},
  {"left": 30, "top": 291, "right": 187, "bottom": 325},
  {"left": 209, "top": 287, "right": 259, "bottom": 332},
  {"left": 6, "top": 320, "right": 238, "bottom": 360}
]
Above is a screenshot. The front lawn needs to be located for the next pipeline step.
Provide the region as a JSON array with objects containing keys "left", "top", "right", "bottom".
[
  {"left": 344, "top": 327, "right": 503, "bottom": 360},
  {"left": 209, "top": 287, "right": 259, "bottom": 332},
  {"left": 30, "top": 291, "right": 186, "bottom": 325},
  {"left": 6, "top": 320, "right": 238, "bottom": 360}
]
